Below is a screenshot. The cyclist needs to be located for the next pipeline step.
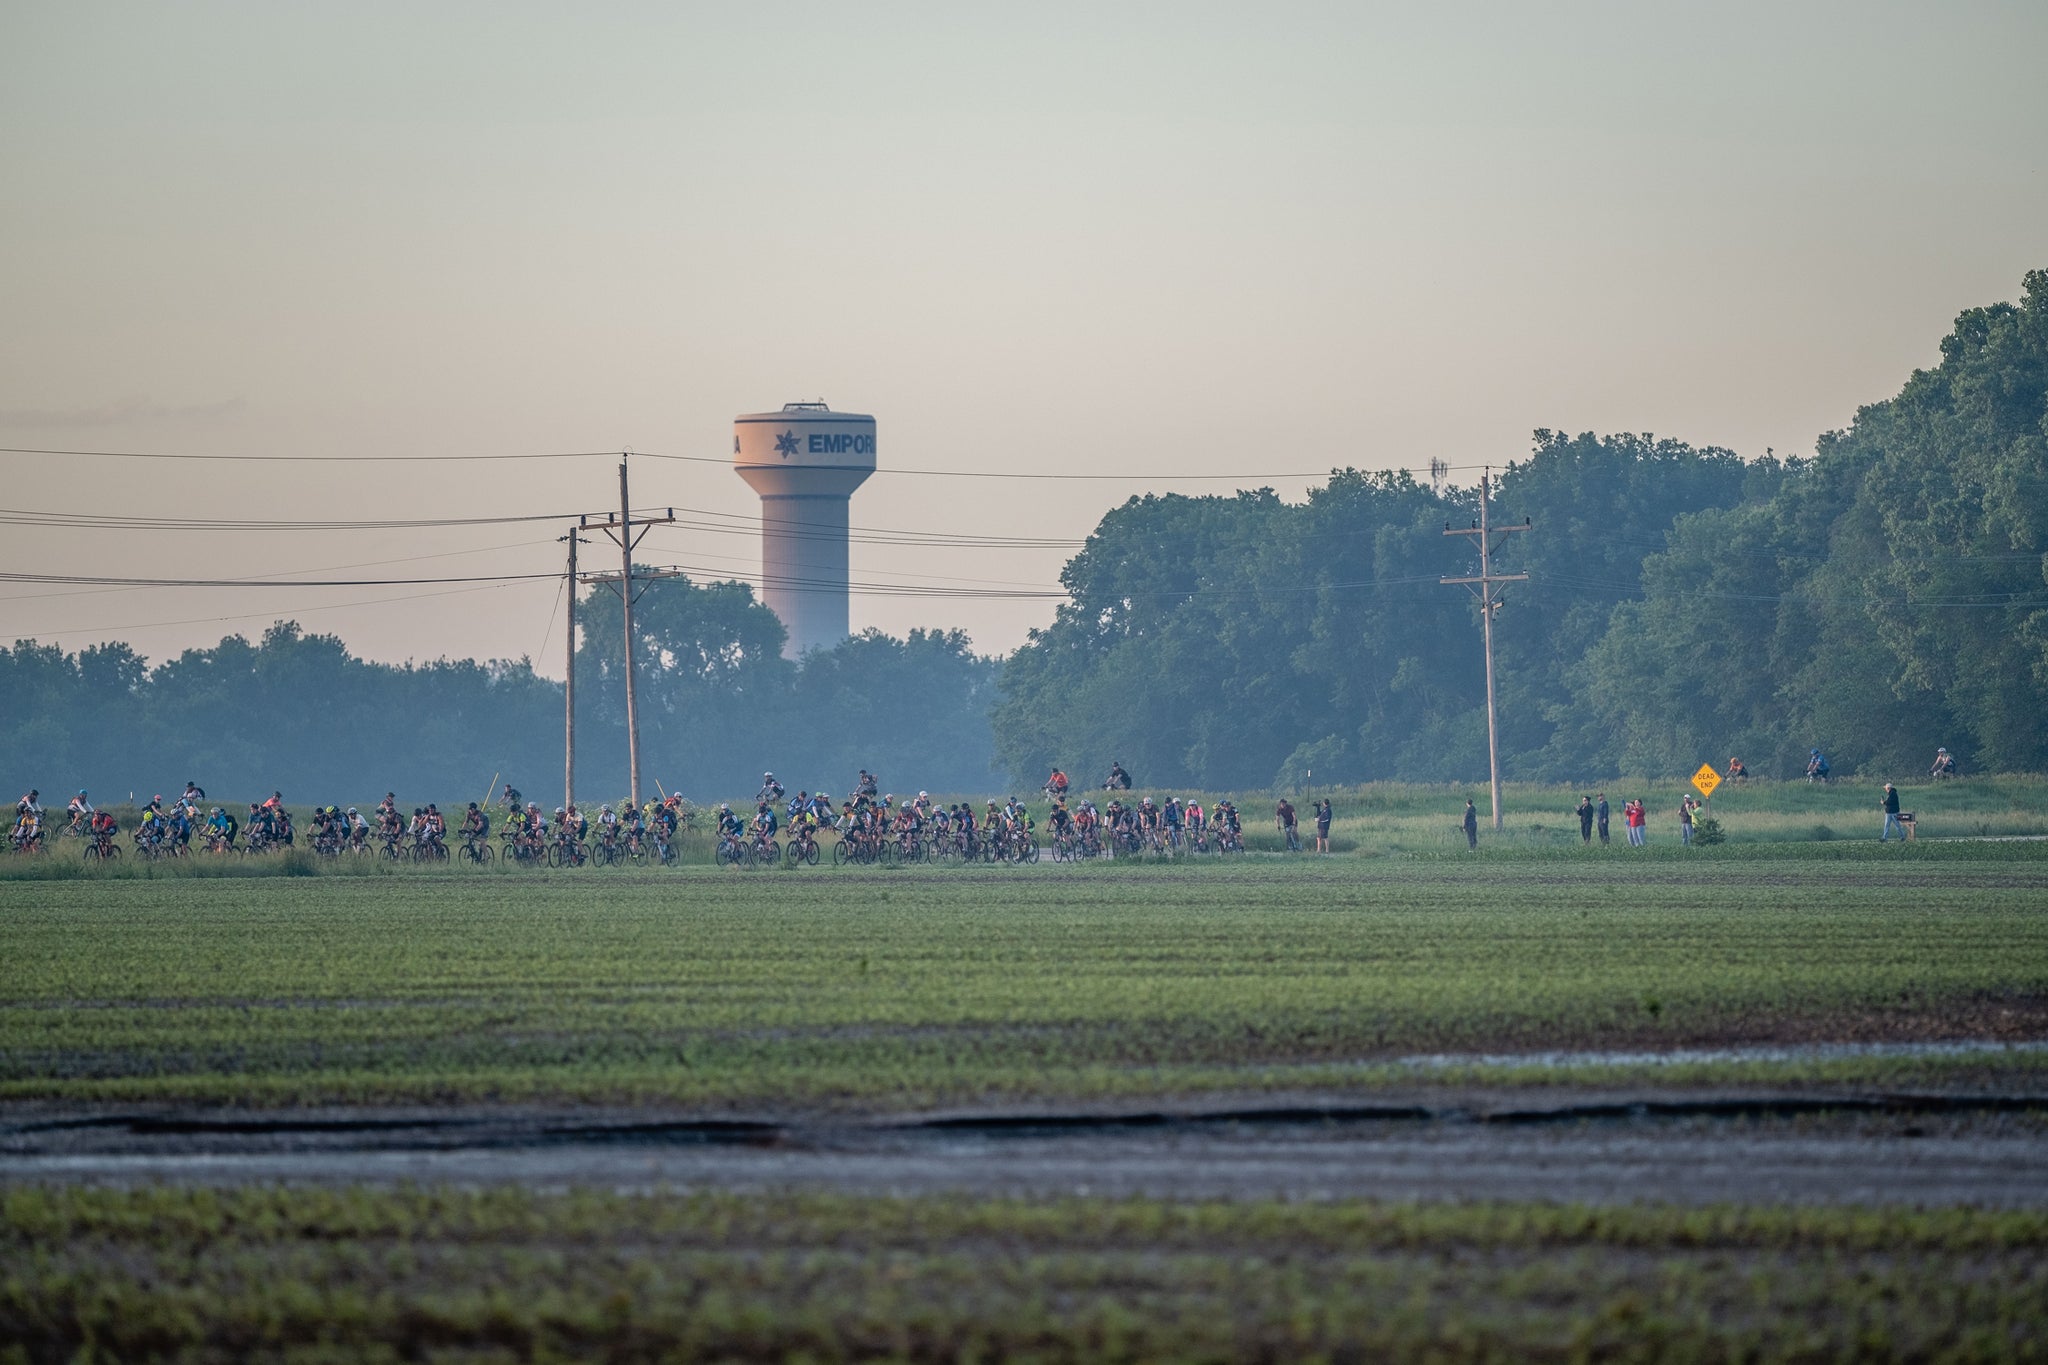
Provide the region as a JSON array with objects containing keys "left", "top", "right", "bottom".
[
  {"left": 1104, "top": 761, "right": 1131, "bottom": 791},
  {"left": 12, "top": 792, "right": 44, "bottom": 850},
  {"left": 597, "top": 804, "right": 619, "bottom": 847},
  {"left": 424, "top": 804, "right": 446, "bottom": 853},
  {"left": 1185, "top": 799, "right": 1205, "bottom": 848},
  {"left": 346, "top": 806, "right": 367, "bottom": 849},
  {"left": 1806, "top": 749, "right": 1831, "bottom": 782},
  {"left": 856, "top": 769, "right": 879, "bottom": 799},
  {"left": 65, "top": 790, "right": 93, "bottom": 834},
  {"left": 758, "top": 772, "right": 785, "bottom": 804},
  {"left": 1931, "top": 747, "right": 1957, "bottom": 779},
  {"left": 1162, "top": 796, "right": 1184, "bottom": 848},
  {"left": 1045, "top": 767, "right": 1069, "bottom": 799},
  {"left": 181, "top": 780, "right": 206, "bottom": 808},
  {"left": 13, "top": 790, "right": 41, "bottom": 842},
  {"left": 461, "top": 802, "right": 488, "bottom": 843}
]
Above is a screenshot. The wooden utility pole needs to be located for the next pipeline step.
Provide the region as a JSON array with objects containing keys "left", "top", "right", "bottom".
[
  {"left": 1442, "top": 470, "right": 1530, "bottom": 833},
  {"left": 559, "top": 528, "right": 588, "bottom": 811},
  {"left": 583, "top": 459, "right": 677, "bottom": 808}
]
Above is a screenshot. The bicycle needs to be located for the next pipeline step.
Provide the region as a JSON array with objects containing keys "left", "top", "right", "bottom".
[
  {"left": 83, "top": 833, "right": 120, "bottom": 862},
  {"left": 785, "top": 827, "right": 821, "bottom": 867},
  {"left": 461, "top": 835, "right": 494, "bottom": 865}
]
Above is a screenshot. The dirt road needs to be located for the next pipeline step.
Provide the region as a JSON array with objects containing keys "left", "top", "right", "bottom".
[{"left": 7, "top": 1091, "right": 2044, "bottom": 1206}]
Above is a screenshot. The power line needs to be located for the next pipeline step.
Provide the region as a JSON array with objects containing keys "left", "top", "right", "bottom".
[
  {"left": 0, "top": 445, "right": 616, "bottom": 463},
  {"left": 641, "top": 449, "right": 1471, "bottom": 482},
  {"left": 0, "top": 507, "right": 604, "bottom": 532},
  {"left": 0, "top": 570, "right": 565, "bottom": 589}
]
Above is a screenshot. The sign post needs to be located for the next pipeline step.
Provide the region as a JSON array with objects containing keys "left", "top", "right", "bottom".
[{"left": 1691, "top": 763, "right": 1722, "bottom": 802}]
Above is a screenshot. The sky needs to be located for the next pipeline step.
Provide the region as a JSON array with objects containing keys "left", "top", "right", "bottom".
[{"left": 3, "top": 0, "right": 2044, "bottom": 672}]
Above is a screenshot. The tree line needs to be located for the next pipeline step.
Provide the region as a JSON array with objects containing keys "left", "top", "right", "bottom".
[{"left": 6, "top": 270, "right": 2042, "bottom": 797}]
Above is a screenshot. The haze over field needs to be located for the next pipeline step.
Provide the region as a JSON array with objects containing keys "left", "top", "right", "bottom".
[{"left": 3, "top": 1, "right": 2044, "bottom": 669}]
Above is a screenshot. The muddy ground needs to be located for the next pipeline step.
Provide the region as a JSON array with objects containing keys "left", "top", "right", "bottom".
[{"left": 6, "top": 1089, "right": 2045, "bottom": 1206}]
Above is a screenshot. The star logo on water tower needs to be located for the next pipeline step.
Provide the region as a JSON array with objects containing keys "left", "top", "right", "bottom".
[{"left": 774, "top": 430, "right": 800, "bottom": 458}]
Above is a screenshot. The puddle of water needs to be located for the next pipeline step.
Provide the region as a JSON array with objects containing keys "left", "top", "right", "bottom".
[{"left": 1390, "top": 1039, "right": 2048, "bottom": 1071}]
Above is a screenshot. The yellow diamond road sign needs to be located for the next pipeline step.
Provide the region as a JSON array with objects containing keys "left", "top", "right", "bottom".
[{"left": 1691, "top": 763, "right": 1722, "bottom": 799}]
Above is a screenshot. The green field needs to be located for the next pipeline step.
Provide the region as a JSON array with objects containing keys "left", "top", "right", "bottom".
[
  {"left": 6, "top": 1185, "right": 2045, "bottom": 1363},
  {"left": 4, "top": 850, "right": 2045, "bottom": 1108}
]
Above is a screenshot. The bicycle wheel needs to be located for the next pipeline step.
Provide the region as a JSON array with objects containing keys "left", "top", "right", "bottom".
[
  {"left": 803, "top": 840, "right": 819, "bottom": 866},
  {"left": 761, "top": 840, "right": 780, "bottom": 866},
  {"left": 1023, "top": 837, "right": 1039, "bottom": 864},
  {"left": 831, "top": 839, "right": 849, "bottom": 866},
  {"left": 785, "top": 840, "right": 801, "bottom": 868}
]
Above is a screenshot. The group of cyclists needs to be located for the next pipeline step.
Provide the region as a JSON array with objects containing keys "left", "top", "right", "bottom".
[
  {"left": 491, "top": 787, "right": 691, "bottom": 868},
  {"left": 17, "top": 760, "right": 1294, "bottom": 869},
  {"left": 699, "top": 765, "right": 1256, "bottom": 868}
]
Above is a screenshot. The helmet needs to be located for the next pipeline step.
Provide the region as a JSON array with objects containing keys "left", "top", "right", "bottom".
[
  {"left": 347, "top": 808, "right": 358, "bottom": 816},
  {"left": 918, "top": 791, "right": 928, "bottom": 799},
  {"left": 555, "top": 807, "right": 566, "bottom": 815},
  {"left": 77, "top": 789, "right": 86, "bottom": 796},
  {"left": 601, "top": 805, "right": 612, "bottom": 813},
  {"left": 210, "top": 807, "right": 221, "bottom": 816}
]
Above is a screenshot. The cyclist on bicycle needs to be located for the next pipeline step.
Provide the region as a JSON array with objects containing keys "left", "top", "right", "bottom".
[
  {"left": 1162, "top": 797, "right": 1183, "bottom": 845},
  {"left": 424, "top": 804, "right": 447, "bottom": 853},
  {"left": 758, "top": 773, "right": 785, "bottom": 804},
  {"left": 65, "top": 790, "right": 93, "bottom": 832},
  {"left": 13, "top": 790, "right": 42, "bottom": 844},
  {"left": 461, "top": 803, "right": 488, "bottom": 842}
]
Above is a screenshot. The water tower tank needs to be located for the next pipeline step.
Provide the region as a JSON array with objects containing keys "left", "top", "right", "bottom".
[{"left": 734, "top": 401, "right": 876, "bottom": 659}]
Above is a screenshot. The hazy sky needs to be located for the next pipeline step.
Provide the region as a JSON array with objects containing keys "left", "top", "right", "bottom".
[{"left": 4, "top": 1, "right": 2044, "bottom": 671}]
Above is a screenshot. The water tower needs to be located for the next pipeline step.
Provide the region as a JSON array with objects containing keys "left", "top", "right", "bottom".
[{"left": 734, "top": 401, "right": 876, "bottom": 659}]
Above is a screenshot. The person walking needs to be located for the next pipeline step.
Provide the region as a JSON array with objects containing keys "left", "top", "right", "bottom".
[
  {"left": 1596, "top": 794, "right": 1610, "bottom": 845},
  {"left": 1276, "top": 798, "right": 1300, "bottom": 852},
  {"left": 1881, "top": 782, "right": 1903, "bottom": 841},
  {"left": 1463, "top": 799, "right": 1479, "bottom": 850},
  {"left": 1577, "top": 795, "right": 1594, "bottom": 844},
  {"left": 1314, "top": 798, "right": 1332, "bottom": 853}
]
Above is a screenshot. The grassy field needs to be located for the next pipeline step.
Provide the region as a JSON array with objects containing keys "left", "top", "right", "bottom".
[
  {"left": 3, "top": 851, "right": 2044, "bottom": 1108},
  {"left": 4, "top": 1185, "right": 2044, "bottom": 1362}
]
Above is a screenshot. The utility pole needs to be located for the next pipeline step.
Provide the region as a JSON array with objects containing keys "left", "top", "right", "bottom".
[
  {"left": 583, "top": 457, "right": 678, "bottom": 808},
  {"left": 1441, "top": 470, "right": 1530, "bottom": 833},
  {"left": 559, "top": 528, "right": 588, "bottom": 812}
]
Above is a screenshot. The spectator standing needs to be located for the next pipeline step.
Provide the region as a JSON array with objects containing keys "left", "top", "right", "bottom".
[
  {"left": 1881, "top": 783, "right": 1902, "bottom": 841},
  {"left": 1577, "top": 796, "right": 1594, "bottom": 844},
  {"left": 1463, "top": 799, "right": 1479, "bottom": 849},
  {"left": 1679, "top": 795, "right": 1695, "bottom": 847},
  {"left": 1596, "top": 794, "right": 1610, "bottom": 845},
  {"left": 1276, "top": 798, "right": 1300, "bottom": 852},
  {"left": 1625, "top": 798, "right": 1646, "bottom": 847},
  {"left": 1314, "top": 798, "right": 1332, "bottom": 853}
]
